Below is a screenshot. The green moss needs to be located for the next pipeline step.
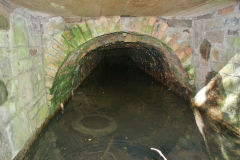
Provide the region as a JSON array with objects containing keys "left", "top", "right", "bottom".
[
  {"left": 145, "top": 25, "right": 153, "bottom": 34},
  {"left": 231, "top": 37, "right": 240, "bottom": 49},
  {"left": 37, "top": 104, "right": 49, "bottom": 124},
  {"left": 184, "top": 65, "right": 195, "bottom": 80}
]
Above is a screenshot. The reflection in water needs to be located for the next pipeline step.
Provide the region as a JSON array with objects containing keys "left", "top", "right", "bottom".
[{"left": 25, "top": 55, "right": 209, "bottom": 160}]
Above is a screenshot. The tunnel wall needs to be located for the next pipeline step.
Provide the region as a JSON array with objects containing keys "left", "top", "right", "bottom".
[{"left": 0, "top": 7, "right": 48, "bottom": 160}]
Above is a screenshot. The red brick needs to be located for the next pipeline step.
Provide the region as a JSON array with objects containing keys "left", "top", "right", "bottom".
[
  {"left": 176, "top": 44, "right": 188, "bottom": 54},
  {"left": 185, "top": 47, "right": 193, "bottom": 55},
  {"left": 167, "top": 34, "right": 179, "bottom": 45},
  {"left": 218, "top": 6, "right": 234, "bottom": 15}
]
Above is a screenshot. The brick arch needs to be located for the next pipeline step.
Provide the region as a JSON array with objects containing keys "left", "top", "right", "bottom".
[{"left": 44, "top": 17, "right": 194, "bottom": 110}]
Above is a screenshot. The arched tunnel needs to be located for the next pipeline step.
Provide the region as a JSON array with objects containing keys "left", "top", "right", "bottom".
[
  {"left": 49, "top": 32, "right": 193, "bottom": 111},
  {"left": 0, "top": 1, "right": 240, "bottom": 160},
  {"left": 25, "top": 38, "right": 208, "bottom": 160}
]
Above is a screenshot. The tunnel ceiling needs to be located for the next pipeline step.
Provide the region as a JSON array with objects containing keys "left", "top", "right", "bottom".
[{"left": 8, "top": 0, "right": 222, "bottom": 17}]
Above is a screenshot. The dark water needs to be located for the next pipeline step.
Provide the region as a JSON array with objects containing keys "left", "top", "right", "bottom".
[{"left": 25, "top": 55, "right": 209, "bottom": 160}]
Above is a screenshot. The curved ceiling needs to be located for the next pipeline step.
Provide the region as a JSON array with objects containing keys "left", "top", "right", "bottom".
[{"left": 8, "top": 0, "right": 218, "bottom": 17}]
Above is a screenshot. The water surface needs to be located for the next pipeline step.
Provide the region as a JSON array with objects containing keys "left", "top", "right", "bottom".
[{"left": 25, "top": 56, "right": 209, "bottom": 160}]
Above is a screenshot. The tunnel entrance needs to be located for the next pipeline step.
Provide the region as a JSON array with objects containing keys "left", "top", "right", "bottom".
[{"left": 24, "top": 48, "right": 208, "bottom": 160}]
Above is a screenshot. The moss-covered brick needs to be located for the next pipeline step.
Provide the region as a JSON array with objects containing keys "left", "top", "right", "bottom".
[
  {"left": 96, "top": 26, "right": 104, "bottom": 35},
  {"left": 145, "top": 25, "right": 153, "bottom": 35},
  {"left": 79, "top": 23, "right": 92, "bottom": 41}
]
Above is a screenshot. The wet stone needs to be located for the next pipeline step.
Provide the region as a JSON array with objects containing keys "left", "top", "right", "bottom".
[
  {"left": 0, "top": 80, "right": 8, "bottom": 106},
  {"left": 166, "top": 19, "right": 192, "bottom": 28},
  {"left": 228, "top": 30, "right": 239, "bottom": 36},
  {"left": 199, "top": 39, "right": 211, "bottom": 61}
]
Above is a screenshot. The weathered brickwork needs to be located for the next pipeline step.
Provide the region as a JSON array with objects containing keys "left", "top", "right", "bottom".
[
  {"left": 0, "top": 8, "right": 48, "bottom": 159},
  {"left": 42, "top": 16, "right": 195, "bottom": 111}
]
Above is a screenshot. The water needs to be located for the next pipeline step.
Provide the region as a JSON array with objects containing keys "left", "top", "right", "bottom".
[{"left": 24, "top": 55, "right": 209, "bottom": 160}]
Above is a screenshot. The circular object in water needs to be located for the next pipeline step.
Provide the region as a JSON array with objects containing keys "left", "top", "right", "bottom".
[{"left": 71, "top": 114, "right": 117, "bottom": 137}]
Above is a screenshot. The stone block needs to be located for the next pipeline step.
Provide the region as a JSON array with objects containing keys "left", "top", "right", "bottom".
[
  {"left": 196, "top": 12, "right": 214, "bottom": 20},
  {"left": 0, "top": 48, "right": 10, "bottom": 59},
  {"left": 44, "top": 17, "right": 65, "bottom": 35},
  {"left": 6, "top": 78, "right": 18, "bottom": 98},
  {"left": 166, "top": 19, "right": 192, "bottom": 28},
  {"left": 9, "top": 115, "right": 31, "bottom": 156},
  {"left": 0, "top": 31, "right": 8, "bottom": 47},
  {"left": 206, "top": 30, "right": 224, "bottom": 43},
  {"left": 29, "top": 34, "right": 41, "bottom": 47},
  {"left": 11, "top": 58, "right": 32, "bottom": 75},
  {"left": 0, "top": 57, "right": 12, "bottom": 79},
  {"left": 36, "top": 103, "right": 49, "bottom": 128},
  {"left": 204, "top": 19, "right": 222, "bottom": 30},
  {"left": 0, "top": 128, "right": 12, "bottom": 160},
  {"left": 12, "top": 47, "right": 29, "bottom": 60},
  {"left": 10, "top": 16, "right": 28, "bottom": 47},
  {"left": 17, "top": 72, "right": 33, "bottom": 109},
  {"left": 0, "top": 15, "right": 9, "bottom": 30},
  {"left": 224, "top": 17, "right": 239, "bottom": 26},
  {"left": 32, "top": 55, "right": 43, "bottom": 67},
  {"left": 228, "top": 30, "right": 239, "bottom": 36},
  {"left": 231, "top": 37, "right": 240, "bottom": 49}
]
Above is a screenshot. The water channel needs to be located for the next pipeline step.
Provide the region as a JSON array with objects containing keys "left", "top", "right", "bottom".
[{"left": 24, "top": 54, "right": 209, "bottom": 160}]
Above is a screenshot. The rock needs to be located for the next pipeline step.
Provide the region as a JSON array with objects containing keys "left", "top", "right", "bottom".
[{"left": 199, "top": 39, "right": 211, "bottom": 61}]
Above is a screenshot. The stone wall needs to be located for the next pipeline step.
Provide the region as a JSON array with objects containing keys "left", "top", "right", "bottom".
[
  {"left": 192, "top": 3, "right": 240, "bottom": 159},
  {"left": 0, "top": 8, "right": 48, "bottom": 159},
  {"left": 192, "top": 3, "right": 240, "bottom": 133}
]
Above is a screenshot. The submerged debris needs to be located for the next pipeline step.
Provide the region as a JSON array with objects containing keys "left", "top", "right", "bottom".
[{"left": 150, "top": 147, "right": 167, "bottom": 160}]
